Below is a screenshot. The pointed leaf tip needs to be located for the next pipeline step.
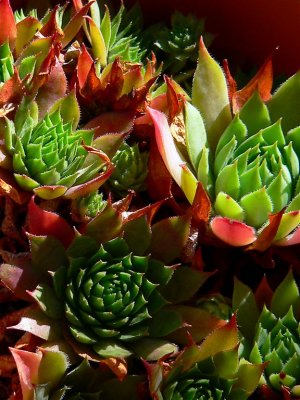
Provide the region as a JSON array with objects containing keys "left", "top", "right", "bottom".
[{"left": 192, "top": 38, "right": 232, "bottom": 153}]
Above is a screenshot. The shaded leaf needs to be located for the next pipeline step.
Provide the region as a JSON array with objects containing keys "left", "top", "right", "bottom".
[{"left": 149, "top": 215, "right": 191, "bottom": 263}]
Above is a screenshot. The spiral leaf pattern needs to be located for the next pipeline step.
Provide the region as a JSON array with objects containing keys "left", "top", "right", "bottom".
[
  {"left": 214, "top": 93, "right": 300, "bottom": 228},
  {"left": 249, "top": 306, "right": 300, "bottom": 394},
  {"left": 109, "top": 143, "right": 148, "bottom": 195},
  {"left": 57, "top": 238, "right": 166, "bottom": 350},
  {"left": 162, "top": 371, "right": 228, "bottom": 400}
]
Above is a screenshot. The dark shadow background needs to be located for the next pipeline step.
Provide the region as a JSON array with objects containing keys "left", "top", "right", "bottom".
[{"left": 10, "top": 0, "right": 300, "bottom": 77}]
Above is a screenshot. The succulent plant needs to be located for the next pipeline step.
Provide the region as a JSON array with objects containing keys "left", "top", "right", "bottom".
[
  {"left": 149, "top": 39, "right": 300, "bottom": 248},
  {"left": 109, "top": 143, "right": 149, "bottom": 196},
  {"left": 11, "top": 346, "right": 147, "bottom": 400},
  {"left": 75, "top": 0, "right": 145, "bottom": 66},
  {"left": 2, "top": 93, "right": 113, "bottom": 199},
  {"left": 233, "top": 271, "right": 300, "bottom": 398},
  {"left": 1, "top": 196, "right": 223, "bottom": 362},
  {"left": 151, "top": 12, "right": 213, "bottom": 91},
  {"left": 73, "top": 191, "right": 107, "bottom": 220},
  {"left": 54, "top": 236, "right": 171, "bottom": 357},
  {"left": 75, "top": 45, "right": 158, "bottom": 125},
  {"left": 162, "top": 368, "right": 232, "bottom": 400},
  {"left": 250, "top": 306, "right": 300, "bottom": 395},
  {"left": 148, "top": 316, "right": 265, "bottom": 400}
]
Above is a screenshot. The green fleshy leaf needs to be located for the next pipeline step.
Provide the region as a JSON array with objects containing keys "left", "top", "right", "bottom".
[
  {"left": 197, "top": 146, "right": 214, "bottom": 198},
  {"left": 67, "top": 235, "right": 99, "bottom": 258},
  {"left": 239, "top": 165, "right": 262, "bottom": 198},
  {"left": 38, "top": 350, "right": 69, "bottom": 388},
  {"left": 29, "top": 234, "right": 68, "bottom": 273},
  {"left": 286, "top": 126, "right": 300, "bottom": 156},
  {"left": 19, "top": 55, "right": 36, "bottom": 80},
  {"left": 261, "top": 120, "right": 285, "bottom": 147},
  {"left": 271, "top": 270, "right": 300, "bottom": 317},
  {"left": 146, "top": 259, "right": 173, "bottom": 287},
  {"left": 160, "top": 267, "right": 210, "bottom": 304},
  {"left": 287, "top": 192, "right": 300, "bottom": 212},
  {"left": 192, "top": 39, "right": 231, "bottom": 153},
  {"left": 149, "top": 309, "right": 183, "bottom": 337},
  {"left": 214, "top": 135, "right": 236, "bottom": 176},
  {"left": 184, "top": 101, "right": 207, "bottom": 171},
  {"left": 93, "top": 340, "right": 132, "bottom": 358},
  {"left": 30, "top": 284, "right": 64, "bottom": 319},
  {"left": 266, "top": 170, "right": 291, "bottom": 213},
  {"left": 100, "top": 6, "right": 111, "bottom": 48},
  {"left": 269, "top": 372, "right": 296, "bottom": 391},
  {"left": 3, "top": 116, "right": 16, "bottom": 152},
  {"left": 167, "top": 306, "right": 227, "bottom": 345},
  {"left": 129, "top": 338, "right": 178, "bottom": 361},
  {"left": 239, "top": 91, "right": 271, "bottom": 135},
  {"left": 214, "top": 192, "right": 244, "bottom": 221},
  {"left": 240, "top": 187, "right": 273, "bottom": 228},
  {"left": 274, "top": 211, "right": 300, "bottom": 241},
  {"left": 232, "top": 278, "right": 259, "bottom": 341},
  {"left": 268, "top": 71, "right": 300, "bottom": 132},
  {"left": 170, "top": 317, "right": 239, "bottom": 373},
  {"left": 249, "top": 343, "right": 263, "bottom": 364},
  {"left": 149, "top": 215, "right": 191, "bottom": 264},
  {"left": 14, "top": 173, "right": 40, "bottom": 191},
  {"left": 214, "top": 347, "right": 239, "bottom": 379},
  {"left": 86, "top": 202, "right": 123, "bottom": 243},
  {"left": 234, "top": 361, "right": 266, "bottom": 396},
  {"left": 216, "top": 114, "right": 247, "bottom": 157},
  {"left": 283, "top": 142, "right": 299, "bottom": 180},
  {"left": 49, "top": 91, "right": 80, "bottom": 130},
  {"left": 215, "top": 162, "right": 240, "bottom": 199},
  {"left": 123, "top": 216, "right": 151, "bottom": 256}
]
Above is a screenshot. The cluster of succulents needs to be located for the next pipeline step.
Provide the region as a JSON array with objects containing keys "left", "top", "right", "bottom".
[{"left": 0, "top": 0, "right": 300, "bottom": 399}]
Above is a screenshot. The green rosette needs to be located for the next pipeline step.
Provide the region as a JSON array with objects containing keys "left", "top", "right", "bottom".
[
  {"left": 162, "top": 368, "right": 231, "bottom": 400},
  {"left": 3, "top": 94, "right": 112, "bottom": 199},
  {"left": 109, "top": 143, "right": 148, "bottom": 196},
  {"left": 53, "top": 236, "right": 173, "bottom": 358},
  {"left": 249, "top": 306, "right": 300, "bottom": 396}
]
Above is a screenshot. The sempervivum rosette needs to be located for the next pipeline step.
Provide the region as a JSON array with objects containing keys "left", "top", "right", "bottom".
[
  {"left": 56, "top": 237, "right": 168, "bottom": 356},
  {"left": 149, "top": 12, "right": 213, "bottom": 91},
  {"left": 233, "top": 271, "right": 300, "bottom": 398},
  {"left": 109, "top": 142, "right": 149, "bottom": 196},
  {"left": 250, "top": 306, "right": 300, "bottom": 395},
  {"left": 3, "top": 199, "right": 222, "bottom": 362},
  {"left": 149, "top": 39, "right": 300, "bottom": 248},
  {"left": 147, "top": 316, "right": 265, "bottom": 400},
  {"left": 2, "top": 93, "right": 113, "bottom": 200},
  {"left": 162, "top": 370, "right": 230, "bottom": 400}
]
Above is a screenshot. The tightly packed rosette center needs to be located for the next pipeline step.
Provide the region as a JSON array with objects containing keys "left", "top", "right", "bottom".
[
  {"left": 60, "top": 238, "right": 162, "bottom": 345},
  {"left": 213, "top": 92, "right": 300, "bottom": 230},
  {"left": 162, "top": 372, "right": 229, "bottom": 400},
  {"left": 149, "top": 39, "right": 300, "bottom": 247},
  {"left": 1, "top": 93, "right": 114, "bottom": 200}
]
